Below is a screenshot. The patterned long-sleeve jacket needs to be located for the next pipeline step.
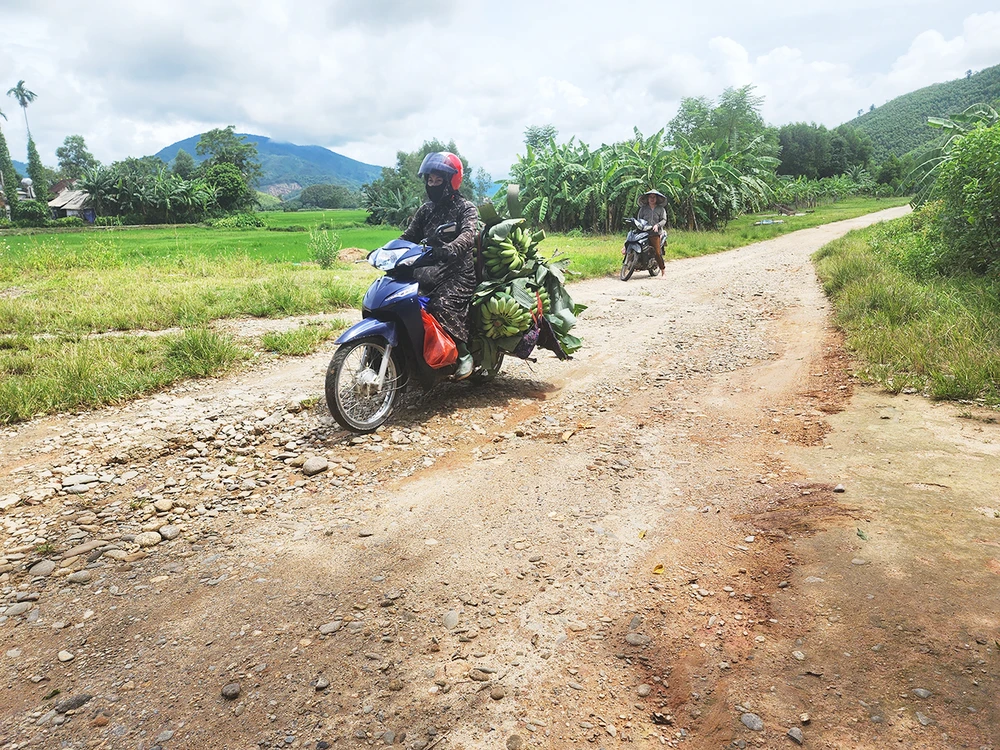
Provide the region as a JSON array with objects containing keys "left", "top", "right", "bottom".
[{"left": 401, "top": 194, "right": 479, "bottom": 342}]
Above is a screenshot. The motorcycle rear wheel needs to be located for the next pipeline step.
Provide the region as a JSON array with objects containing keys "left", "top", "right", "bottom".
[
  {"left": 470, "top": 352, "right": 505, "bottom": 385},
  {"left": 326, "top": 336, "right": 404, "bottom": 432},
  {"left": 620, "top": 251, "right": 636, "bottom": 281},
  {"left": 648, "top": 264, "right": 660, "bottom": 276}
]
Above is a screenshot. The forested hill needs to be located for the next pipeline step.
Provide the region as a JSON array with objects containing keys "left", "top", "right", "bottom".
[
  {"left": 154, "top": 134, "right": 382, "bottom": 196},
  {"left": 850, "top": 63, "right": 1000, "bottom": 161}
]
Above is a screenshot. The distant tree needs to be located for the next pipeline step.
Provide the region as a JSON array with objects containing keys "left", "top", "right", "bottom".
[
  {"left": 524, "top": 124, "right": 558, "bottom": 149},
  {"left": 172, "top": 148, "right": 196, "bottom": 179},
  {"left": 26, "top": 138, "right": 48, "bottom": 197},
  {"left": 56, "top": 135, "right": 100, "bottom": 181},
  {"left": 196, "top": 126, "right": 262, "bottom": 186},
  {"left": 668, "top": 86, "right": 775, "bottom": 158},
  {"left": 711, "top": 85, "right": 768, "bottom": 151},
  {"left": 471, "top": 167, "right": 494, "bottom": 204},
  {"left": 858, "top": 109, "right": 863, "bottom": 117},
  {"left": 776, "top": 123, "right": 831, "bottom": 180},
  {"left": 667, "top": 96, "right": 713, "bottom": 146},
  {"left": 204, "top": 162, "right": 255, "bottom": 212},
  {"left": 6, "top": 80, "right": 37, "bottom": 140},
  {"left": 875, "top": 154, "right": 903, "bottom": 186},
  {"left": 362, "top": 138, "right": 473, "bottom": 226},
  {"left": 0, "top": 110, "right": 19, "bottom": 206},
  {"left": 78, "top": 166, "right": 116, "bottom": 215},
  {"left": 966, "top": 69, "right": 973, "bottom": 79},
  {"left": 298, "top": 183, "right": 357, "bottom": 209},
  {"left": 869, "top": 104, "right": 875, "bottom": 112}
]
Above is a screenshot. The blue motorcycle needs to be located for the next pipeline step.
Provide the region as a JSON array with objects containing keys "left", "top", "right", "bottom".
[{"left": 325, "top": 226, "right": 502, "bottom": 432}]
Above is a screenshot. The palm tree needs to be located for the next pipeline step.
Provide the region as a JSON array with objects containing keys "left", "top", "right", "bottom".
[{"left": 7, "top": 80, "right": 38, "bottom": 139}]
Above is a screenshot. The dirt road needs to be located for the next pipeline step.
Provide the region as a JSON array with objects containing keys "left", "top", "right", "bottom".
[{"left": 2, "top": 204, "right": 997, "bottom": 750}]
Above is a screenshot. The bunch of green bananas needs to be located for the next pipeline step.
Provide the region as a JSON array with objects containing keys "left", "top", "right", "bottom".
[
  {"left": 480, "top": 235, "right": 524, "bottom": 278},
  {"left": 479, "top": 224, "right": 546, "bottom": 279},
  {"left": 479, "top": 294, "right": 533, "bottom": 338},
  {"left": 533, "top": 286, "right": 551, "bottom": 314}
]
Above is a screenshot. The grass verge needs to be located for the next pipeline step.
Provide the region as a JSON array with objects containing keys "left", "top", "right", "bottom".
[
  {"left": 814, "top": 216, "right": 1000, "bottom": 405},
  {"left": 0, "top": 329, "right": 251, "bottom": 424},
  {"left": 262, "top": 322, "right": 346, "bottom": 356}
]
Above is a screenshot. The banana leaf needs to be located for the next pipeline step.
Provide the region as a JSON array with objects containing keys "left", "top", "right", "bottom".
[
  {"left": 506, "top": 277, "right": 541, "bottom": 310},
  {"left": 472, "top": 278, "right": 506, "bottom": 303},
  {"left": 495, "top": 334, "right": 523, "bottom": 353},
  {"left": 479, "top": 202, "right": 500, "bottom": 226},
  {"left": 487, "top": 218, "right": 526, "bottom": 242},
  {"left": 506, "top": 184, "right": 521, "bottom": 219}
]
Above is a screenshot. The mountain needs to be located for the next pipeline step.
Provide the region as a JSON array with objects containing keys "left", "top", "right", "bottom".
[
  {"left": 849, "top": 63, "right": 1000, "bottom": 161},
  {"left": 154, "top": 133, "right": 383, "bottom": 197},
  {"left": 12, "top": 160, "right": 26, "bottom": 176}
]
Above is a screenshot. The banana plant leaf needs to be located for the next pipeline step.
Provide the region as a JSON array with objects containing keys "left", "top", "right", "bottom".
[
  {"left": 487, "top": 218, "right": 526, "bottom": 242},
  {"left": 495, "top": 334, "right": 524, "bottom": 353},
  {"left": 479, "top": 202, "right": 501, "bottom": 226},
  {"left": 472, "top": 279, "right": 507, "bottom": 304},
  {"left": 506, "top": 184, "right": 521, "bottom": 218},
  {"left": 506, "top": 277, "right": 541, "bottom": 310}
]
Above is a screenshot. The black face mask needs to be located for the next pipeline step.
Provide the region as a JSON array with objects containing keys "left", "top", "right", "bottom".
[{"left": 425, "top": 182, "right": 447, "bottom": 203}]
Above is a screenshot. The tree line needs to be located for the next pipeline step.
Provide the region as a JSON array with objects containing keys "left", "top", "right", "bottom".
[{"left": 361, "top": 85, "right": 899, "bottom": 236}]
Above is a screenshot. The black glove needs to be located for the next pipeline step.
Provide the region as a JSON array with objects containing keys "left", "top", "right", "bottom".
[{"left": 431, "top": 244, "right": 455, "bottom": 263}]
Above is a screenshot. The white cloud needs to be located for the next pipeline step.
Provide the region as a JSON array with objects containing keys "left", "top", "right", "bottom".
[{"left": 2, "top": 2, "right": 999, "bottom": 180}]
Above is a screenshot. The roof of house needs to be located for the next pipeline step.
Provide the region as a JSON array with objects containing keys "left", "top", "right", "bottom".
[{"left": 48, "top": 190, "right": 92, "bottom": 211}]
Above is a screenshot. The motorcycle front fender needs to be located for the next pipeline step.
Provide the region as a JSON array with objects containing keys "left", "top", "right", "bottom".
[{"left": 335, "top": 318, "right": 399, "bottom": 348}]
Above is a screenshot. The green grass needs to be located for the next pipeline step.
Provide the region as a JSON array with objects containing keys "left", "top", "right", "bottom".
[
  {"left": 814, "top": 219, "right": 1000, "bottom": 405},
  {"left": 262, "top": 322, "right": 346, "bottom": 356},
  {"left": 0, "top": 329, "right": 251, "bottom": 424},
  {"left": 547, "top": 197, "right": 912, "bottom": 280},
  {"left": 0, "top": 198, "right": 906, "bottom": 423},
  {"left": 262, "top": 209, "right": 371, "bottom": 229},
  {"left": 0, "top": 220, "right": 397, "bottom": 265}
]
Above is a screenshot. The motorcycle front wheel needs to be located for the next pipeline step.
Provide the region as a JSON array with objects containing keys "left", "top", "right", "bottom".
[
  {"left": 620, "top": 251, "right": 636, "bottom": 281},
  {"left": 326, "top": 336, "right": 404, "bottom": 433}
]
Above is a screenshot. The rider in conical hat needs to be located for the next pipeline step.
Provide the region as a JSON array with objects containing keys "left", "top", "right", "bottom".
[{"left": 637, "top": 189, "right": 668, "bottom": 273}]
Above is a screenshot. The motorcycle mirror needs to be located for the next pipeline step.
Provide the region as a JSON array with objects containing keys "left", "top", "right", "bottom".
[{"left": 424, "top": 222, "right": 458, "bottom": 245}]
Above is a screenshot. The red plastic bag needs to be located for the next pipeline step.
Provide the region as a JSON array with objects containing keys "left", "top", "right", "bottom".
[{"left": 421, "top": 309, "right": 458, "bottom": 368}]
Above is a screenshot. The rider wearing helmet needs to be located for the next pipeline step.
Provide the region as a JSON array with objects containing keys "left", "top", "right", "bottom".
[{"left": 400, "top": 151, "right": 479, "bottom": 379}]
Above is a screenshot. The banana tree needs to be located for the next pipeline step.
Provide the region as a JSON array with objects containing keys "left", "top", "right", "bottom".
[{"left": 910, "top": 103, "right": 1000, "bottom": 206}]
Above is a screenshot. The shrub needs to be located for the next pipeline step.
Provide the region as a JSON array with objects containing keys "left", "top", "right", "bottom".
[
  {"left": 51, "top": 216, "right": 86, "bottom": 228},
  {"left": 266, "top": 225, "right": 308, "bottom": 232},
  {"left": 11, "top": 199, "right": 51, "bottom": 227},
  {"left": 934, "top": 124, "right": 1000, "bottom": 275},
  {"left": 209, "top": 213, "right": 266, "bottom": 229},
  {"left": 308, "top": 229, "right": 341, "bottom": 269},
  {"left": 94, "top": 216, "right": 123, "bottom": 227}
]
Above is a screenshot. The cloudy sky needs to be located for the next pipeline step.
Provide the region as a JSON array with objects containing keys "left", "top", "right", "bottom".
[{"left": 3, "top": 0, "right": 999, "bottom": 179}]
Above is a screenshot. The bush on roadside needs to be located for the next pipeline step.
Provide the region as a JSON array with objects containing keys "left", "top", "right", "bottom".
[
  {"left": 11, "top": 199, "right": 51, "bottom": 227},
  {"left": 934, "top": 125, "right": 1000, "bottom": 275},
  {"left": 94, "top": 216, "right": 123, "bottom": 227},
  {"left": 308, "top": 229, "right": 341, "bottom": 269}
]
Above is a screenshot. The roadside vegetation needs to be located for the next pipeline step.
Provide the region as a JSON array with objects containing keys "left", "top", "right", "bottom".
[
  {"left": 1, "top": 199, "right": 900, "bottom": 424},
  {"left": 815, "top": 121, "right": 1000, "bottom": 406},
  {"left": 0, "top": 75, "right": 962, "bottom": 424}
]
